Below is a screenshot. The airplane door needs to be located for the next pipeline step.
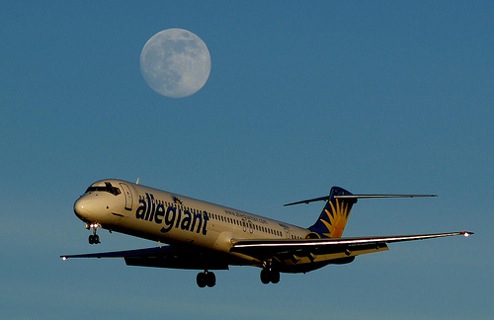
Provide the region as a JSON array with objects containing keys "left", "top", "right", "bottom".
[{"left": 119, "top": 183, "right": 133, "bottom": 211}]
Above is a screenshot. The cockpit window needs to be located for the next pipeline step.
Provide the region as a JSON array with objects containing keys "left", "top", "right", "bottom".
[{"left": 85, "top": 182, "right": 121, "bottom": 196}]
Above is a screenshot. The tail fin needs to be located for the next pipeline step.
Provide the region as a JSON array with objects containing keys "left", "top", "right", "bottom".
[{"left": 308, "top": 187, "right": 357, "bottom": 238}]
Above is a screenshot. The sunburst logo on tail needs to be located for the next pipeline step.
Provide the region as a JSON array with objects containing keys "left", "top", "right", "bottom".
[
  {"left": 319, "top": 199, "right": 352, "bottom": 238},
  {"left": 307, "top": 186, "right": 356, "bottom": 238}
]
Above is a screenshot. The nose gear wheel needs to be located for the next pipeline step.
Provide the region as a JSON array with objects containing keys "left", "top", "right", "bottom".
[{"left": 88, "top": 234, "right": 100, "bottom": 244}]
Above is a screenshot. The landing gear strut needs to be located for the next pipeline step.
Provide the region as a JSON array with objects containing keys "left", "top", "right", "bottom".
[
  {"left": 86, "top": 223, "right": 101, "bottom": 244},
  {"left": 196, "top": 271, "right": 216, "bottom": 288}
]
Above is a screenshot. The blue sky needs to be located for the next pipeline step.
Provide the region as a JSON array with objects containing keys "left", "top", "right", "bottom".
[{"left": 1, "top": 1, "right": 492, "bottom": 319}]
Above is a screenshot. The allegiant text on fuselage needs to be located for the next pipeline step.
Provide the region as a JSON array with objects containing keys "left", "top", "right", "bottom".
[{"left": 135, "top": 193, "right": 209, "bottom": 235}]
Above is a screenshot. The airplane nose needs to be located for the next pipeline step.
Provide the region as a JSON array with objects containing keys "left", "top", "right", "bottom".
[{"left": 74, "top": 197, "right": 95, "bottom": 221}]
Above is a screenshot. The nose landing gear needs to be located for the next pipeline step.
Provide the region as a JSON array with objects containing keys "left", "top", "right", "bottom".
[{"left": 86, "top": 223, "right": 101, "bottom": 244}]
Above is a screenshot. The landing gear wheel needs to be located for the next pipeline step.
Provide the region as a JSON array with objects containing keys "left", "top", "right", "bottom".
[
  {"left": 206, "top": 272, "right": 216, "bottom": 287},
  {"left": 196, "top": 271, "right": 216, "bottom": 288},
  {"left": 88, "top": 234, "right": 100, "bottom": 244},
  {"left": 197, "top": 273, "right": 207, "bottom": 288},
  {"left": 260, "top": 268, "right": 280, "bottom": 284},
  {"left": 270, "top": 270, "right": 280, "bottom": 284},
  {"left": 260, "top": 269, "right": 271, "bottom": 284}
]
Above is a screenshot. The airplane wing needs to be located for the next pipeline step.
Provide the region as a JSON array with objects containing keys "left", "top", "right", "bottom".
[
  {"left": 61, "top": 245, "right": 231, "bottom": 270},
  {"left": 230, "top": 231, "right": 473, "bottom": 269},
  {"left": 61, "top": 246, "right": 171, "bottom": 259},
  {"left": 61, "top": 231, "right": 472, "bottom": 272}
]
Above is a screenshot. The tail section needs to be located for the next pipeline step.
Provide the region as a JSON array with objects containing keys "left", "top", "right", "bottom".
[
  {"left": 308, "top": 187, "right": 357, "bottom": 238},
  {"left": 284, "top": 186, "right": 435, "bottom": 238}
]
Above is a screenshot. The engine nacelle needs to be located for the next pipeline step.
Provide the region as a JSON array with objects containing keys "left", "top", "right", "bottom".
[{"left": 305, "top": 232, "right": 321, "bottom": 239}]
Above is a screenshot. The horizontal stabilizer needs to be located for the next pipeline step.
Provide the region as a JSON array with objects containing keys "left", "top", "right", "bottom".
[{"left": 284, "top": 193, "right": 436, "bottom": 206}]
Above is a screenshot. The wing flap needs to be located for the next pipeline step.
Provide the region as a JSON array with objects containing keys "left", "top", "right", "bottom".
[{"left": 272, "top": 242, "right": 389, "bottom": 267}]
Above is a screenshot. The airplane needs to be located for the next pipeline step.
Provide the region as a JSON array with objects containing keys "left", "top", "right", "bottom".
[{"left": 61, "top": 179, "right": 473, "bottom": 287}]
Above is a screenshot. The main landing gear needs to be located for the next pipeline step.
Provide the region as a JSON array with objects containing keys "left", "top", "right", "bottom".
[
  {"left": 260, "top": 268, "right": 280, "bottom": 284},
  {"left": 196, "top": 268, "right": 280, "bottom": 287},
  {"left": 196, "top": 271, "right": 216, "bottom": 288},
  {"left": 260, "top": 259, "right": 280, "bottom": 284},
  {"left": 86, "top": 223, "right": 101, "bottom": 244}
]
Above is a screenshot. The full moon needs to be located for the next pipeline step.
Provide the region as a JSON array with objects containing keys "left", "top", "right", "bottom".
[{"left": 140, "top": 28, "right": 211, "bottom": 98}]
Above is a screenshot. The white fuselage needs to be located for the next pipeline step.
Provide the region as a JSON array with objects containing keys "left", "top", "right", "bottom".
[{"left": 74, "top": 179, "right": 311, "bottom": 264}]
